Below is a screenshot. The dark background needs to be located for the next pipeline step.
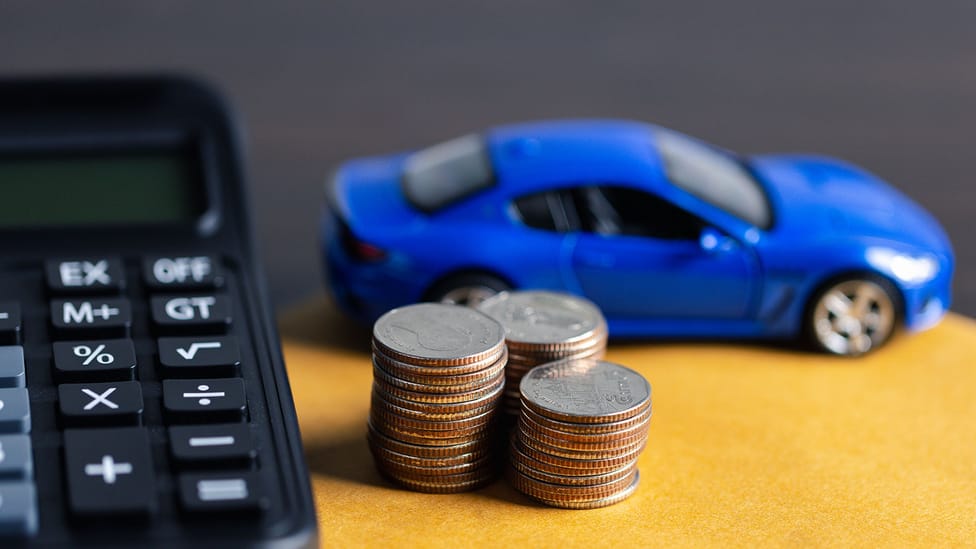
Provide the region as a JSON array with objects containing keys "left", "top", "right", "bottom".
[{"left": 2, "top": 2, "right": 973, "bottom": 315}]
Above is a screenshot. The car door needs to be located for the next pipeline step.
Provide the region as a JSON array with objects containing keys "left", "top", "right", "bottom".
[
  {"left": 505, "top": 189, "right": 577, "bottom": 289},
  {"left": 567, "top": 184, "right": 758, "bottom": 319}
]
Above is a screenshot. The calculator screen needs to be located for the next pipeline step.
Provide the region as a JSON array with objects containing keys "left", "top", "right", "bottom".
[{"left": 0, "top": 149, "right": 206, "bottom": 227}]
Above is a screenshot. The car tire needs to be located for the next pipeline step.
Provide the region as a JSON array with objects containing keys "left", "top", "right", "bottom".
[
  {"left": 424, "top": 273, "right": 511, "bottom": 308},
  {"left": 804, "top": 274, "right": 902, "bottom": 356}
]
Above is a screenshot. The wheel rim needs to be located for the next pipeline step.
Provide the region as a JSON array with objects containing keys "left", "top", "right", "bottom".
[
  {"left": 439, "top": 286, "right": 502, "bottom": 307},
  {"left": 813, "top": 280, "right": 896, "bottom": 356}
]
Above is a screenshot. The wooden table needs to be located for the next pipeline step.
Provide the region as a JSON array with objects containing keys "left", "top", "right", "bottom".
[{"left": 279, "top": 298, "right": 976, "bottom": 547}]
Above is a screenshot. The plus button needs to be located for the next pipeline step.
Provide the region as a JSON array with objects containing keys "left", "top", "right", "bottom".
[{"left": 84, "top": 454, "right": 133, "bottom": 484}]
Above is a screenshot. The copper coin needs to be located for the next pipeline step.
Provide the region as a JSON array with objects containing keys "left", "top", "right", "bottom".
[
  {"left": 518, "top": 412, "right": 651, "bottom": 444},
  {"left": 508, "top": 466, "right": 636, "bottom": 500},
  {"left": 520, "top": 359, "right": 651, "bottom": 424},
  {"left": 514, "top": 435, "right": 646, "bottom": 469},
  {"left": 368, "top": 419, "right": 491, "bottom": 446},
  {"left": 370, "top": 405, "right": 497, "bottom": 432},
  {"left": 518, "top": 428, "right": 647, "bottom": 459},
  {"left": 368, "top": 438, "right": 490, "bottom": 468},
  {"left": 372, "top": 342, "right": 507, "bottom": 377},
  {"left": 367, "top": 423, "right": 493, "bottom": 457},
  {"left": 374, "top": 374, "right": 505, "bottom": 404},
  {"left": 511, "top": 454, "right": 635, "bottom": 487},
  {"left": 374, "top": 356, "right": 507, "bottom": 387},
  {"left": 371, "top": 391, "right": 499, "bottom": 421},
  {"left": 520, "top": 403, "right": 652, "bottom": 434},
  {"left": 373, "top": 303, "right": 505, "bottom": 366},
  {"left": 378, "top": 467, "right": 496, "bottom": 494},
  {"left": 517, "top": 419, "right": 648, "bottom": 452},
  {"left": 375, "top": 453, "right": 493, "bottom": 477},
  {"left": 527, "top": 472, "right": 640, "bottom": 509},
  {"left": 372, "top": 364, "right": 501, "bottom": 394},
  {"left": 509, "top": 437, "right": 635, "bottom": 476},
  {"left": 507, "top": 343, "right": 606, "bottom": 365},
  {"left": 374, "top": 381, "right": 504, "bottom": 412}
]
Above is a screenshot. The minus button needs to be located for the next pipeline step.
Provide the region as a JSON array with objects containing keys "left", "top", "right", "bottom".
[{"left": 169, "top": 424, "right": 255, "bottom": 465}]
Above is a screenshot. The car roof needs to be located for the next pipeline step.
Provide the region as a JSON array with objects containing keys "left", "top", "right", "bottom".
[{"left": 485, "top": 119, "right": 665, "bottom": 194}]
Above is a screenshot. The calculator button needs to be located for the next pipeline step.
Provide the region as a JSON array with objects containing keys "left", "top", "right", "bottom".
[
  {"left": 51, "top": 298, "right": 132, "bottom": 337},
  {"left": 178, "top": 472, "right": 266, "bottom": 513},
  {"left": 150, "top": 295, "right": 232, "bottom": 333},
  {"left": 169, "top": 424, "right": 256, "bottom": 465},
  {"left": 158, "top": 336, "right": 241, "bottom": 376},
  {"left": 0, "top": 303, "right": 21, "bottom": 345},
  {"left": 163, "top": 379, "right": 247, "bottom": 422},
  {"left": 0, "top": 435, "right": 33, "bottom": 480},
  {"left": 0, "top": 389, "right": 30, "bottom": 434},
  {"left": 53, "top": 340, "right": 137, "bottom": 382},
  {"left": 59, "top": 381, "right": 144, "bottom": 427},
  {"left": 0, "top": 347, "right": 25, "bottom": 388},
  {"left": 45, "top": 257, "right": 125, "bottom": 294},
  {"left": 144, "top": 255, "right": 224, "bottom": 290},
  {"left": 0, "top": 482, "right": 38, "bottom": 536},
  {"left": 63, "top": 427, "right": 156, "bottom": 516}
]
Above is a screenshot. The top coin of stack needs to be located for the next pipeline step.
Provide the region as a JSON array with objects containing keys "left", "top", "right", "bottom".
[
  {"left": 510, "top": 359, "right": 651, "bottom": 509},
  {"left": 368, "top": 303, "right": 507, "bottom": 493},
  {"left": 478, "top": 291, "right": 608, "bottom": 416}
]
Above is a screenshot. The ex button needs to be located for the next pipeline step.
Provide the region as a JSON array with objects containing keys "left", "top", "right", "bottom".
[
  {"left": 151, "top": 295, "right": 232, "bottom": 334},
  {"left": 45, "top": 257, "right": 125, "bottom": 294},
  {"left": 144, "top": 255, "right": 223, "bottom": 290}
]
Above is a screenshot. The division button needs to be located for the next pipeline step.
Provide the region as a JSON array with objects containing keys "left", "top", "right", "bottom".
[
  {"left": 0, "top": 388, "right": 30, "bottom": 434},
  {"left": 53, "top": 340, "right": 137, "bottom": 382},
  {"left": 63, "top": 427, "right": 156, "bottom": 516},
  {"left": 144, "top": 255, "right": 224, "bottom": 290},
  {"left": 169, "top": 424, "right": 256, "bottom": 466},
  {"left": 45, "top": 257, "right": 125, "bottom": 294},
  {"left": 0, "top": 434, "right": 33, "bottom": 480},
  {"left": 163, "top": 378, "right": 247, "bottom": 423},
  {"left": 178, "top": 472, "right": 266, "bottom": 513},
  {"left": 0, "top": 347, "right": 25, "bottom": 388},
  {"left": 158, "top": 336, "right": 240, "bottom": 376},
  {"left": 0, "top": 482, "right": 38, "bottom": 536},
  {"left": 59, "top": 381, "right": 144, "bottom": 427},
  {"left": 150, "top": 295, "right": 232, "bottom": 333},
  {"left": 51, "top": 298, "right": 132, "bottom": 337},
  {"left": 0, "top": 303, "right": 22, "bottom": 345}
]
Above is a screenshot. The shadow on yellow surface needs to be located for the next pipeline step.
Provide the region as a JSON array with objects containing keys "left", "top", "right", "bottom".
[{"left": 280, "top": 297, "right": 976, "bottom": 548}]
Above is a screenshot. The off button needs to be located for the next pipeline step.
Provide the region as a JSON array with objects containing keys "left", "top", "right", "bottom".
[
  {"left": 144, "top": 256, "right": 223, "bottom": 290},
  {"left": 151, "top": 295, "right": 232, "bottom": 334}
]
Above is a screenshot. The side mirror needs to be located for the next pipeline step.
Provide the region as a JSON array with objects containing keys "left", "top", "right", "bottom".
[{"left": 700, "top": 227, "right": 738, "bottom": 254}]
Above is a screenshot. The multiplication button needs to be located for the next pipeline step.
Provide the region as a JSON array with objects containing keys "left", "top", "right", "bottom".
[
  {"left": 51, "top": 298, "right": 132, "bottom": 337},
  {"left": 163, "top": 378, "right": 247, "bottom": 422},
  {"left": 53, "top": 340, "right": 137, "bottom": 382},
  {"left": 150, "top": 295, "right": 232, "bottom": 333},
  {"left": 45, "top": 257, "right": 125, "bottom": 294},
  {"left": 63, "top": 427, "right": 156, "bottom": 516},
  {"left": 59, "top": 381, "right": 144, "bottom": 426}
]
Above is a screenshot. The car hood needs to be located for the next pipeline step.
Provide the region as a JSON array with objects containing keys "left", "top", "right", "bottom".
[{"left": 749, "top": 154, "right": 951, "bottom": 254}]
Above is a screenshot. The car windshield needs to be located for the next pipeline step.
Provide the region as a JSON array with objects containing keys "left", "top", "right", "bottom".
[
  {"left": 402, "top": 134, "right": 495, "bottom": 212},
  {"left": 656, "top": 129, "right": 772, "bottom": 229}
]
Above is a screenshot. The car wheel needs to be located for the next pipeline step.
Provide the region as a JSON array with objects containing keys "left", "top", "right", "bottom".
[
  {"left": 806, "top": 276, "right": 901, "bottom": 356},
  {"left": 425, "top": 273, "right": 511, "bottom": 308}
]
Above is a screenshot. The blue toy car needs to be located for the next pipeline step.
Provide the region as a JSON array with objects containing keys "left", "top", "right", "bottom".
[{"left": 322, "top": 120, "right": 953, "bottom": 356}]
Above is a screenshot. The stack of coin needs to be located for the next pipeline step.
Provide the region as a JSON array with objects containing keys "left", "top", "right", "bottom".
[
  {"left": 509, "top": 359, "right": 651, "bottom": 509},
  {"left": 478, "top": 291, "right": 608, "bottom": 416},
  {"left": 368, "top": 303, "right": 507, "bottom": 493}
]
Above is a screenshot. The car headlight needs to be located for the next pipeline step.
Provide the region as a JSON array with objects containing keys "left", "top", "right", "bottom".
[{"left": 866, "top": 247, "right": 939, "bottom": 284}]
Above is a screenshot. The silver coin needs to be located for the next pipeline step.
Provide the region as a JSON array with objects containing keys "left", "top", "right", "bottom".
[
  {"left": 478, "top": 290, "right": 606, "bottom": 346},
  {"left": 373, "top": 303, "right": 505, "bottom": 363},
  {"left": 520, "top": 359, "right": 650, "bottom": 420}
]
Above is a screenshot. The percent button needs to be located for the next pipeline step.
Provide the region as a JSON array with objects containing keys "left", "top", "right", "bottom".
[{"left": 53, "top": 340, "right": 137, "bottom": 382}]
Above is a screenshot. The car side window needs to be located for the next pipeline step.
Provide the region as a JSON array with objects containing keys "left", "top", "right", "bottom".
[
  {"left": 513, "top": 191, "right": 575, "bottom": 232},
  {"left": 571, "top": 185, "right": 704, "bottom": 240}
]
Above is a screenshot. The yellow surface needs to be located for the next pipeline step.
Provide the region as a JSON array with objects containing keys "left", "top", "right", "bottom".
[{"left": 279, "top": 299, "right": 976, "bottom": 548}]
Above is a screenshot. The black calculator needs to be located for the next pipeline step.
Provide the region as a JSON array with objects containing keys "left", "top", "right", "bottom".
[{"left": 0, "top": 77, "right": 316, "bottom": 547}]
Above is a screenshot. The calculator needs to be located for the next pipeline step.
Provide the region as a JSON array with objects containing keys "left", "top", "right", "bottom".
[{"left": 0, "top": 77, "right": 316, "bottom": 547}]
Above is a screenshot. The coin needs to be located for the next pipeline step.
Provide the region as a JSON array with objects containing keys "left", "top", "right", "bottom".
[
  {"left": 478, "top": 291, "right": 607, "bottom": 349},
  {"left": 373, "top": 373, "right": 505, "bottom": 404},
  {"left": 520, "top": 403, "right": 652, "bottom": 434},
  {"left": 373, "top": 303, "right": 506, "bottom": 366},
  {"left": 372, "top": 342, "right": 507, "bottom": 377},
  {"left": 520, "top": 359, "right": 650, "bottom": 424},
  {"left": 509, "top": 437, "right": 635, "bottom": 476},
  {"left": 367, "top": 424, "right": 493, "bottom": 458},
  {"left": 377, "top": 467, "right": 495, "bottom": 494},
  {"left": 529, "top": 472, "right": 640, "bottom": 509},
  {"left": 508, "top": 466, "right": 637, "bottom": 500}
]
